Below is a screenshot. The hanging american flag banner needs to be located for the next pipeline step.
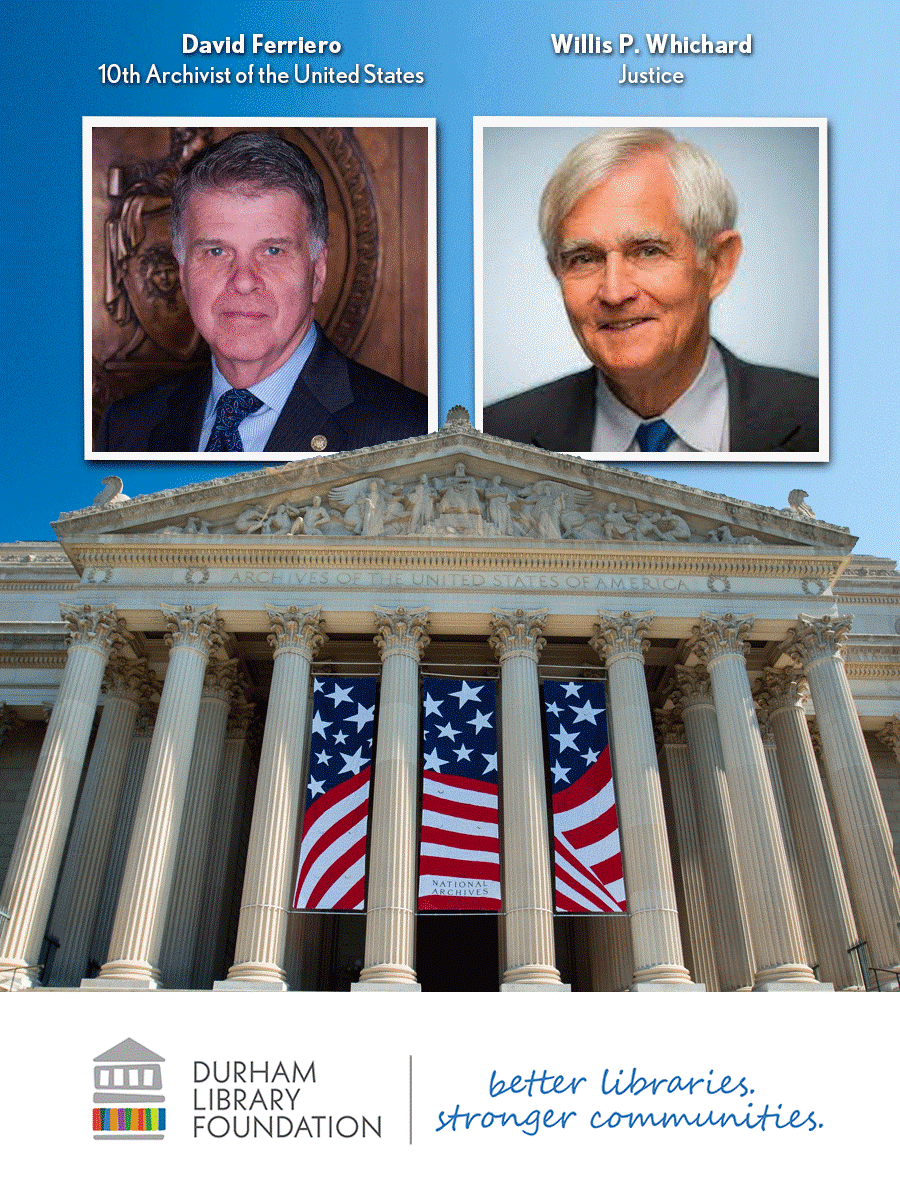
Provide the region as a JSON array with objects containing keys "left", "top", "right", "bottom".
[
  {"left": 418, "top": 676, "right": 501, "bottom": 911},
  {"left": 543, "top": 679, "right": 626, "bottom": 914},
  {"left": 293, "top": 676, "right": 377, "bottom": 911}
]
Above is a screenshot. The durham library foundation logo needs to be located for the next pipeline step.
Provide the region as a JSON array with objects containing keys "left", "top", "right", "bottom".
[{"left": 92, "top": 1038, "right": 166, "bottom": 1140}]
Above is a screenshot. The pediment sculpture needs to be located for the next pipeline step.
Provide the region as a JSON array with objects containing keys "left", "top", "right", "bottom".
[{"left": 159, "top": 462, "right": 761, "bottom": 546}]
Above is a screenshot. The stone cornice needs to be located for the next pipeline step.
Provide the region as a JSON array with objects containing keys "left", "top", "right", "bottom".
[
  {"left": 843, "top": 662, "right": 900, "bottom": 681},
  {"left": 0, "top": 651, "right": 68, "bottom": 670},
  {"left": 56, "top": 538, "right": 852, "bottom": 583}
]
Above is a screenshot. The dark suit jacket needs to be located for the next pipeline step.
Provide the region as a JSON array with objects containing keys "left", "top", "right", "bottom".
[
  {"left": 482, "top": 343, "right": 819, "bottom": 453},
  {"left": 96, "top": 330, "right": 427, "bottom": 453}
]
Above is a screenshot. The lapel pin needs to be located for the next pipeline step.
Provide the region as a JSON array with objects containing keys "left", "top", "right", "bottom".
[{"left": 310, "top": 435, "right": 328, "bottom": 451}]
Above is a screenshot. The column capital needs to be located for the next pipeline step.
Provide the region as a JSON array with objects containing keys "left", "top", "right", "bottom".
[
  {"left": 691, "top": 612, "right": 755, "bottom": 666},
  {"left": 60, "top": 603, "right": 124, "bottom": 653},
  {"left": 655, "top": 707, "right": 685, "bottom": 745},
  {"left": 672, "top": 664, "right": 714, "bottom": 712},
  {"left": 489, "top": 608, "right": 547, "bottom": 662},
  {"left": 782, "top": 613, "right": 852, "bottom": 668},
  {"left": 162, "top": 604, "right": 224, "bottom": 655},
  {"left": 373, "top": 606, "right": 431, "bottom": 660},
  {"left": 265, "top": 604, "right": 327, "bottom": 661},
  {"left": 226, "top": 700, "right": 256, "bottom": 740},
  {"left": 876, "top": 715, "right": 900, "bottom": 758},
  {"left": 202, "top": 656, "right": 242, "bottom": 702},
  {"left": 102, "top": 655, "right": 157, "bottom": 705},
  {"left": 590, "top": 610, "right": 652, "bottom": 664},
  {"left": 753, "top": 666, "right": 809, "bottom": 722}
]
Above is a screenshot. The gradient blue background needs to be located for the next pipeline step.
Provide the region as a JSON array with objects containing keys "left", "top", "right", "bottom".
[{"left": 1, "top": 0, "right": 897, "bottom": 559}]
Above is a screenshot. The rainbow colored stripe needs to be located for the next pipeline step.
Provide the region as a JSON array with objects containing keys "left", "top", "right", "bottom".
[{"left": 92, "top": 1107, "right": 165, "bottom": 1132}]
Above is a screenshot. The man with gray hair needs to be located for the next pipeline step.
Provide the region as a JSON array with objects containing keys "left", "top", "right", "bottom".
[
  {"left": 484, "top": 128, "right": 818, "bottom": 454},
  {"left": 98, "top": 130, "right": 426, "bottom": 454}
]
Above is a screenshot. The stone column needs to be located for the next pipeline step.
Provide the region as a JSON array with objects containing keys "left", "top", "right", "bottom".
[
  {"left": 86, "top": 604, "right": 223, "bottom": 989},
  {"left": 161, "top": 658, "right": 240, "bottom": 989},
  {"left": 754, "top": 667, "right": 861, "bottom": 989},
  {"left": 656, "top": 711, "right": 720, "bottom": 990},
  {"left": 48, "top": 656, "right": 156, "bottom": 987},
  {"left": 590, "top": 611, "right": 698, "bottom": 990},
  {"left": 90, "top": 710, "right": 155, "bottom": 973},
  {"left": 692, "top": 613, "right": 828, "bottom": 990},
  {"left": 876, "top": 715, "right": 900, "bottom": 766},
  {"left": 783, "top": 615, "right": 900, "bottom": 975},
  {"left": 673, "top": 667, "right": 754, "bottom": 991},
  {"left": 757, "top": 720, "right": 817, "bottom": 965},
  {"left": 0, "top": 604, "right": 122, "bottom": 987},
  {"left": 489, "top": 608, "right": 567, "bottom": 991},
  {"left": 192, "top": 700, "right": 255, "bottom": 989},
  {"left": 219, "top": 606, "right": 325, "bottom": 990},
  {"left": 355, "top": 607, "right": 430, "bottom": 991}
]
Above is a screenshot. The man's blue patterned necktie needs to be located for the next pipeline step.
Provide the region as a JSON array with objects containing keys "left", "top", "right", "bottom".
[
  {"left": 635, "top": 418, "right": 677, "bottom": 452},
  {"left": 204, "top": 388, "right": 263, "bottom": 452}
]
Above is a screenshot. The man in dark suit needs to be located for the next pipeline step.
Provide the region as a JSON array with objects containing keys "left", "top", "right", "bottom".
[
  {"left": 97, "top": 131, "right": 426, "bottom": 454},
  {"left": 484, "top": 128, "right": 818, "bottom": 454}
]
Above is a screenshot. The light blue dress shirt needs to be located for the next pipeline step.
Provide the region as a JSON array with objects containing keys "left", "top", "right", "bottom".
[{"left": 197, "top": 323, "right": 319, "bottom": 452}]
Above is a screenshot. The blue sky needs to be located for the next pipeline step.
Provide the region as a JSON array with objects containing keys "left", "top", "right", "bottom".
[{"left": 2, "top": 1, "right": 896, "bottom": 565}]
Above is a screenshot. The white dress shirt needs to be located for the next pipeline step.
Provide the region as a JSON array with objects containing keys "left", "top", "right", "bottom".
[{"left": 591, "top": 342, "right": 729, "bottom": 453}]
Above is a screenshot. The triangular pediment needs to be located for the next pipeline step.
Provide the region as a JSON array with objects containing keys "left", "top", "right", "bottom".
[
  {"left": 54, "top": 416, "right": 856, "bottom": 568},
  {"left": 94, "top": 1037, "right": 165, "bottom": 1063}
]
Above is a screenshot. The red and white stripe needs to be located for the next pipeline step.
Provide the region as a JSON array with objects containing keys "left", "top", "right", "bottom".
[
  {"left": 419, "top": 772, "right": 500, "bottom": 911},
  {"left": 294, "top": 769, "right": 370, "bottom": 911},
  {"left": 552, "top": 750, "right": 625, "bottom": 913}
]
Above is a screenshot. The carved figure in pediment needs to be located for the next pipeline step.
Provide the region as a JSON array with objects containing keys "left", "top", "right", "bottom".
[
  {"left": 362, "top": 479, "right": 389, "bottom": 537},
  {"left": 531, "top": 482, "right": 565, "bottom": 540},
  {"left": 292, "top": 495, "right": 331, "bottom": 536},
  {"left": 435, "top": 463, "right": 485, "bottom": 536},
  {"left": 326, "top": 477, "right": 399, "bottom": 535},
  {"left": 484, "top": 476, "right": 520, "bottom": 537},
  {"left": 234, "top": 504, "right": 271, "bottom": 535},
  {"left": 600, "top": 502, "right": 638, "bottom": 540},
  {"left": 655, "top": 509, "right": 692, "bottom": 541},
  {"left": 405, "top": 474, "right": 436, "bottom": 535},
  {"left": 264, "top": 504, "right": 299, "bottom": 535},
  {"left": 184, "top": 515, "right": 211, "bottom": 534},
  {"left": 628, "top": 509, "right": 664, "bottom": 540},
  {"left": 707, "top": 524, "right": 761, "bottom": 545}
]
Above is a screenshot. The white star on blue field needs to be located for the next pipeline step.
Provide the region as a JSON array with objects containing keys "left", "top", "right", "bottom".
[
  {"left": 542, "top": 679, "right": 608, "bottom": 793},
  {"left": 422, "top": 676, "right": 498, "bottom": 781},
  {"left": 306, "top": 676, "right": 378, "bottom": 804}
]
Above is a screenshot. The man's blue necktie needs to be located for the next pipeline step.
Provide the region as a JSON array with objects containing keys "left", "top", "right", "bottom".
[
  {"left": 635, "top": 418, "right": 677, "bottom": 452},
  {"left": 204, "top": 388, "right": 263, "bottom": 452}
]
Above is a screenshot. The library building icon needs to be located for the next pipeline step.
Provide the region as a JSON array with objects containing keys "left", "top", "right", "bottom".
[{"left": 92, "top": 1038, "right": 166, "bottom": 1139}]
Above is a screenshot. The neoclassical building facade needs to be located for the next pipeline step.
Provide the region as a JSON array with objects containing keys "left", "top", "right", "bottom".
[{"left": 1, "top": 414, "right": 898, "bottom": 992}]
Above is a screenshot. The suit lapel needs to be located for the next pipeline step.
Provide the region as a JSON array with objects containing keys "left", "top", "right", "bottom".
[
  {"left": 537, "top": 370, "right": 596, "bottom": 451},
  {"left": 146, "top": 368, "right": 210, "bottom": 452},
  {"left": 265, "top": 330, "right": 353, "bottom": 453},
  {"left": 720, "top": 341, "right": 801, "bottom": 452}
]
